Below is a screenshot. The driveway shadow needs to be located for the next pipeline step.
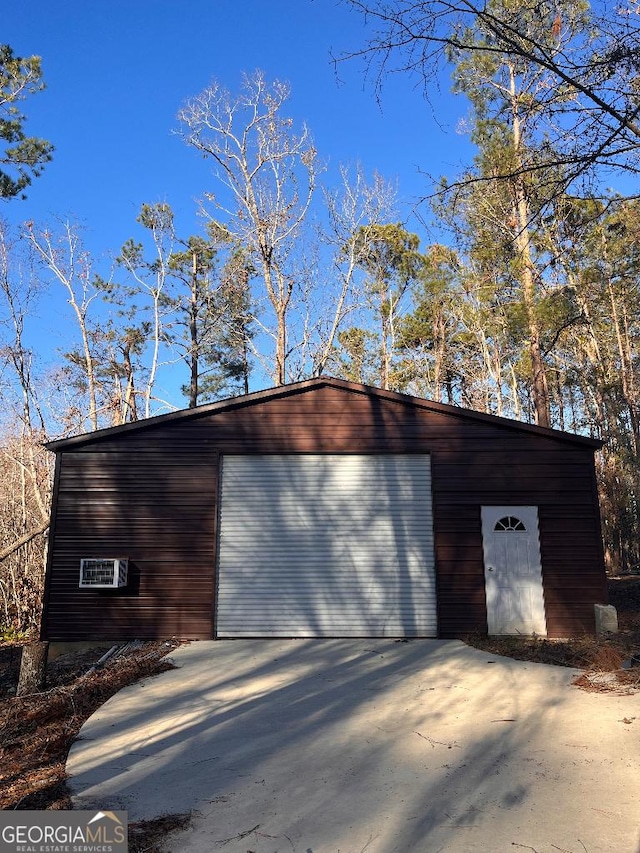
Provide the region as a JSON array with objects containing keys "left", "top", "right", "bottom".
[{"left": 68, "top": 639, "right": 640, "bottom": 853}]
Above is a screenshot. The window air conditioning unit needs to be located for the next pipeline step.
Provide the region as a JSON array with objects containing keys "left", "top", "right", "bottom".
[{"left": 79, "top": 558, "right": 128, "bottom": 588}]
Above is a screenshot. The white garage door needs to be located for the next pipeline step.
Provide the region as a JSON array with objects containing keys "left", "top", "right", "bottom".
[{"left": 216, "top": 454, "right": 436, "bottom": 637}]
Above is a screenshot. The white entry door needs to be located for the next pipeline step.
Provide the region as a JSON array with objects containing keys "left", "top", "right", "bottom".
[{"left": 481, "top": 506, "right": 547, "bottom": 636}]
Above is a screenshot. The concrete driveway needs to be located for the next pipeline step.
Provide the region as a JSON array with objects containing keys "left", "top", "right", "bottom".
[{"left": 67, "top": 639, "right": 640, "bottom": 853}]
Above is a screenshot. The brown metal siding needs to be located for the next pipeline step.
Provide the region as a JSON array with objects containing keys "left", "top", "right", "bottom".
[
  {"left": 432, "top": 442, "right": 607, "bottom": 638},
  {"left": 43, "top": 382, "right": 607, "bottom": 640},
  {"left": 45, "top": 446, "right": 219, "bottom": 640}
]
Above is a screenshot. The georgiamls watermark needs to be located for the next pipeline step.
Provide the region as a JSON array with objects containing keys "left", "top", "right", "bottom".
[{"left": 0, "top": 811, "right": 127, "bottom": 853}]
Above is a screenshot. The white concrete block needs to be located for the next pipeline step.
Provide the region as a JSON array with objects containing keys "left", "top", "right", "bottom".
[{"left": 594, "top": 603, "right": 619, "bottom": 634}]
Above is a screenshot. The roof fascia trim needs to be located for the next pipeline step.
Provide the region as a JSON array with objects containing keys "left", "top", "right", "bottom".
[
  {"left": 44, "top": 375, "right": 603, "bottom": 451},
  {"left": 340, "top": 380, "right": 603, "bottom": 448},
  {"left": 44, "top": 379, "right": 323, "bottom": 451}
]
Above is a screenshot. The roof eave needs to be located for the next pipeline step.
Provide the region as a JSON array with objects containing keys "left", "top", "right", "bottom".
[{"left": 43, "top": 379, "right": 328, "bottom": 452}]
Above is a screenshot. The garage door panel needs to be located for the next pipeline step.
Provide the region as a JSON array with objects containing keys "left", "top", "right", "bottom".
[{"left": 216, "top": 454, "right": 436, "bottom": 637}]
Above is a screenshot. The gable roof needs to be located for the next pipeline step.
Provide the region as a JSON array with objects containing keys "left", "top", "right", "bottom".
[{"left": 44, "top": 376, "right": 603, "bottom": 452}]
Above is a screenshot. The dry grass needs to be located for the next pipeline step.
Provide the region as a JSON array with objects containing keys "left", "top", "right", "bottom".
[
  {"left": 466, "top": 575, "right": 640, "bottom": 694},
  {"left": 0, "top": 639, "right": 186, "bottom": 851}
]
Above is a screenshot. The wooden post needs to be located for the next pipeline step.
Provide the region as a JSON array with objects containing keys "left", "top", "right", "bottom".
[{"left": 17, "top": 641, "right": 49, "bottom": 696}]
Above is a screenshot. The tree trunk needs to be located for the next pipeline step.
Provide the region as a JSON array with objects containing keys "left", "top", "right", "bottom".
[
  {"left": 17, "top": 641, "right": 49, "bottom": 696},
  {"left": 189, "top": 251, "right": 199, "bottom": 408},
  {"left": 432, "top": 310, "right": 446, "bottom": 403},
  {"left": 0, "top": 521, "right": 49, "bottom": 561},
  {"left": 122, "top": 343, "right": 137, "bottom": 422},
  {"left": 275, "top": 308, "right": 287, "bottom": 386},
  {"left": 509, "top": 64, "right": 550, "bottom": 427}
]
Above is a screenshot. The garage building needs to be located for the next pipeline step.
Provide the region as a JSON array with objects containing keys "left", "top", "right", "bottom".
[{"left": 41, "top": 377, "right": 608, "bottom": 641}]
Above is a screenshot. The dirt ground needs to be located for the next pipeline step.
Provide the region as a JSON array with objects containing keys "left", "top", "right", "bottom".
[
  {"left": 1, "top": 577, "right": 639, "bottom": 852},
  {"left": 467, "top": 574, "right": 640, "bottom": 692},
  {"left": 0, "top": 639, "right": 188, "bottom": 852}
]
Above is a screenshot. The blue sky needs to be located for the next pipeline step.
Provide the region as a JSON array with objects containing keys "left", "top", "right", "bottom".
[
  {"left": 4, "top": 0, "right": 474, "bottom": 252},
  {"left": 3, "top": 0, "right": 479, "bottom": 411}
]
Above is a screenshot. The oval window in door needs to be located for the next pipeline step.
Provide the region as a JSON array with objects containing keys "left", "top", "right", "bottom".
[{"left": 494, "top": 516, "right": 526, "bottom": 531}]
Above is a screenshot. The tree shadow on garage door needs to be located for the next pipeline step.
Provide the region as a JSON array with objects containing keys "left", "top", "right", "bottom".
[{"left": 215, "top": 453, "right": 436, "bottom": 639}]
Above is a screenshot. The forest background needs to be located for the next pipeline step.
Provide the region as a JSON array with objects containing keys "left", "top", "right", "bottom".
[{"left": 2, "top": 0, "right": 640, "bottom": 634}]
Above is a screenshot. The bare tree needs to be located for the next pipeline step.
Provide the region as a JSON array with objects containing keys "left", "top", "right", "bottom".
[
  {"left": 25, "top": 220, "right": 101, "bottom": 431},
  {"left": 114, "top": 203, "right": 176, "bottom": 418},
  {"left": 315, "top": 165, "right": 396, "bottom": 376},
  {"left": 0, "top": 222, "right": 51, "bottom": 634},
  {"left": 177, "top": 70, "right": 317, "bottom": 386}
]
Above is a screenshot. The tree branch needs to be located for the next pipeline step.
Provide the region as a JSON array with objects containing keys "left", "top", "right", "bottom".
[{"left": 0, "top": 521, "right": 49, "bottom": 562}]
